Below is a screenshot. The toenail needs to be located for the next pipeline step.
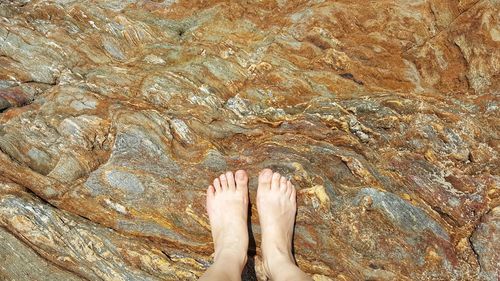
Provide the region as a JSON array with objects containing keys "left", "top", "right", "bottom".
[{"left": 235, "top": 170, "right": 246, "bottom": 179}]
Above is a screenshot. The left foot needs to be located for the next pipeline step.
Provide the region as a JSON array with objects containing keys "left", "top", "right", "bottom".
[
  {"left": 256, "top": 169, "right": 297, "bottom": 279},
  {"left": 206, "top": 170, "right": 249, "bottom": 267}
]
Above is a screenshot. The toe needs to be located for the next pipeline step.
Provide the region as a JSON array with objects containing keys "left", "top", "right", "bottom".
[
  {"left": 290, "top": 183, "right": 296, "bottom": 202},
  {"left": 235, "top": 170, "right": 248, "bottom": 191},
  {"left": 285, "top": 180, "right": 292, "bottom": 197},
  {"left": 258, "top": 168, "right": 273, "bottom": 190},
  {"left": 271, "top": 172, "right": 281, "bottom": 190},
  {"left": 279, "top": 176, "right": 287, "bottom": 192},
  {"left": 225, "top": 171, "right": 235, "bottom": 191},
  {"left": 213, "top": 178, "right": 221, "bottom": 193},
  {"left": 206, "top": 185, "right": 215, "bottom": 200},
  {"left": 219, "top": 174, "right": 228, "bottom": 191},
  {"left": 206, "top": 185, "right": 215, "bottom": 211}
]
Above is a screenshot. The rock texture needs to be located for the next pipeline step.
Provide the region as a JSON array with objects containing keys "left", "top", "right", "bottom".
[{"left": 0, "top": 0, "right": 498, "bottom": 280}]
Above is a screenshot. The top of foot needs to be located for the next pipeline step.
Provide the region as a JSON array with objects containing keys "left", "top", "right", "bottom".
[
  {"left": 206, "top": 170, "right": 249, "bottom": 266},
  {"left": 256, "top": 168, "right": 297, "bottom": 278}
]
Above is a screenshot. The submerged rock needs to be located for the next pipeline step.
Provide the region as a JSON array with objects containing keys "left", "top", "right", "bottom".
[{"left": 0, "top": 0, "right": 498, "bottom": 280}]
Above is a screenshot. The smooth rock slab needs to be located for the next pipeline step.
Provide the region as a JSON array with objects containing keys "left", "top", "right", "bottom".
[{"left": 0, "top": 227, "right": 84, "bottom": 281}]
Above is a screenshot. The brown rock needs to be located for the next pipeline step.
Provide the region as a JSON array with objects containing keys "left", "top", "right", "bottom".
[{"left": 0, "top": 0, "right": 498, "bottom": 280}]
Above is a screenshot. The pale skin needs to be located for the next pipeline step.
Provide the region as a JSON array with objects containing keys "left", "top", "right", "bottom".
[{"left": 199, "top": 168, "right": 312, "bottom": 281}]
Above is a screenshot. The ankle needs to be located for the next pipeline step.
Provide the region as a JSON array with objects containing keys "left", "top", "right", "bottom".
[
  {"left": 214, "top": 249, "right": 248, "bottom": 270},
  {"left": 262, "top": 247, "right": 296, "bottom": 278},
  {"left": 263, "top": 259, "right": 297, "bottom": 280},
  {"left": 262, "top": 238, "right": 294, "bottom": 261}
]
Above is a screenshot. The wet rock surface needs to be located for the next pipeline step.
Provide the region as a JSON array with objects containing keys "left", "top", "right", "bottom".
[{"left": 0, "top": 0, "right": 498, "bottom": 280}]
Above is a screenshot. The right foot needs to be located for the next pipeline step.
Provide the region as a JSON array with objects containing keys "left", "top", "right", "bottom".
[{"left": 257, "top": 168, "right": 297, "bottom": 279}]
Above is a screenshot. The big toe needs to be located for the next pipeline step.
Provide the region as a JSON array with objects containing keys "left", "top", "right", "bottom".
[
  {"left": 258, "top": 168, "right": 273, "bottom": 190},
  {"left": 235, "top": 170, "right": 248, "bottom": 191}
]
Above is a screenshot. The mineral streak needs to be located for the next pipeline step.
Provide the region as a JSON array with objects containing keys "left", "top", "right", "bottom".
[{"left": 0, "top": 0, "right": 498, "bottom": 280}]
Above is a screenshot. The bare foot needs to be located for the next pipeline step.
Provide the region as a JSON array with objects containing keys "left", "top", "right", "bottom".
[
  {"left": 206, "top": 170, "right": 249, "bottom": 268},
  {"left": 257, "top": 168, "right": 298, "bottom": 279}
]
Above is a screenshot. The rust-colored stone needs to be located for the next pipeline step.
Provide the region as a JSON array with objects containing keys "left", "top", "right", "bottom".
[{"left": 0, "top": 0, "right": 498, "bottom": 280}]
